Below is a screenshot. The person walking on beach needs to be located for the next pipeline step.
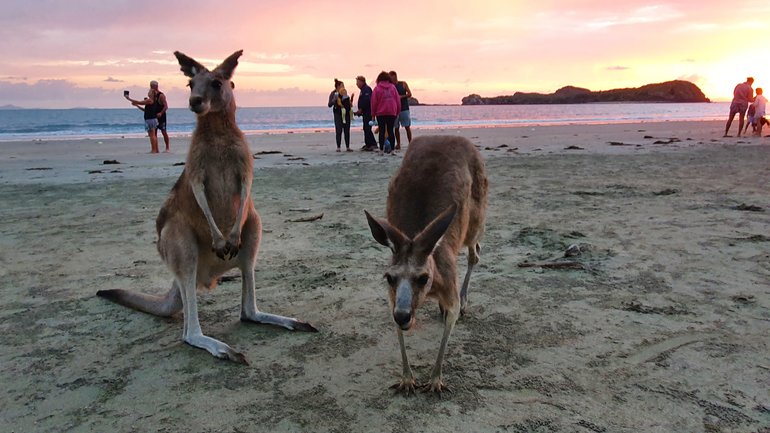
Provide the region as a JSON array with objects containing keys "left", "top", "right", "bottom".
[
  {"left": 126, "top": 89, "right": 160, "bottom": 154},
  {"left": 370, "top": 71, "right": 401, "bottom": 155},
  {"left": 328, "top": 78, "right": 353, "bottom": 152},
  {"left": 389, "top": 70, "right": 413, "bottom": 150},
  {"left": 150, "top": 81, "right": 170, "bottom": 152},
  {"left": 354, "top": 75, "right": 377, "bottom": 151},
  {"left": 724, "top": 77, "right": 754, "bottom": 138}
]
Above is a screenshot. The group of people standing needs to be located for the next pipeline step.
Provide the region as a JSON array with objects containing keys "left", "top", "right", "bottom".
[
  {"left": 125, "top": 81, "right": 170, "bottom": 153},
  {"left": 329, "top": 71, "right": 412, "bottom": 155},
  {"left": 724, "top": 76, "right": 769, "bottom": 138}
]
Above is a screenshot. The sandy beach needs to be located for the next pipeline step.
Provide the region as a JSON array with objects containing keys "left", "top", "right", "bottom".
[{"left": 1, "top": 120, "right": 768, "bottom": 432}]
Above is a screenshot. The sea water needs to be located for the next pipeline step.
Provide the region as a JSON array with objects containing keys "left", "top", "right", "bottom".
[{"left": 0, "top": 103, "right": 729, "bottom": 141}]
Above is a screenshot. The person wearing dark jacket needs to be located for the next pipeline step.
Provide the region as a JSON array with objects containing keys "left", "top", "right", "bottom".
[
  {"left": 354, "top": 75, "right": 377, "bottom": 151},
  {"left": 328, "top": 78, "right": 353, "bottom": 152}
]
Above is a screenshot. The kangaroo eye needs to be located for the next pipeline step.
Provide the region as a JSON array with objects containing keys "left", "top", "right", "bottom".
[
  {"left": 384, "top": 273, "right": 396, "bottom": 286},
  {"left": 211, "top": 80, "right": 222, "bottom": 89},
  {"left": 415, "top": 274, "right": 429, "bottom": 286}
]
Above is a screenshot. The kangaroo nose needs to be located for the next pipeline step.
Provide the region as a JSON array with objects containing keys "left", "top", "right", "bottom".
[
  {"left": 393, "top": 310, "right": 412, "bottom": 330},
  {"left": 189, "top": 96, "right": 204, "bottom": 111}
]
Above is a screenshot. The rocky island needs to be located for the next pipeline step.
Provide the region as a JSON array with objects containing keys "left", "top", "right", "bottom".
[{"left": 462, "top": 80, "right": 710, "bottom": 105}]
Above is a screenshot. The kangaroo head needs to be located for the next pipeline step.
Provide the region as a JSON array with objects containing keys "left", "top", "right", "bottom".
[
  {"left": 174, "top": 50, "right": 242, "bottom": 115},
  {"left": 365, "top": 205, "right": 457, "bottom": 330}
]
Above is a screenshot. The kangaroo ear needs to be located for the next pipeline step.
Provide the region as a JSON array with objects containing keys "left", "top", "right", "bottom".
[
  {"left": 213, "top": 50, "right": 243, "bottom": 80},
  {"left": 413, "top": 205, "right": 457, "bottom": 257},
  {"left": 174, "top": 51, "right": 207, "bottom": 78},
  {"left": 365, "top": 210, "right": 406, "bottom": 253}
]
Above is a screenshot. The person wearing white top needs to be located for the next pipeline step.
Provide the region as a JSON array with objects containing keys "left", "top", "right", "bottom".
[{"left": 753, "top": 87, "right": 768, "bottom": 136}]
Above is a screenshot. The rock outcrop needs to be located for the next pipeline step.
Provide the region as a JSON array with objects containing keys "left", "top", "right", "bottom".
[{"left": 461, "top": 80, "right": 710, "bottom": 105}]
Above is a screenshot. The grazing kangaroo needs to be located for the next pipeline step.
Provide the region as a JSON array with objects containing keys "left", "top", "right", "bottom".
[
  {"left": 365, "top": 135, "right": 488, "bottom": 394},
  {"left": 97, "top": 50, "right": 316, "bottom": 364}
]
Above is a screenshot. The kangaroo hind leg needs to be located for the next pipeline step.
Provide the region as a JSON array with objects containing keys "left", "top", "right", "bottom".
[
  {"left": 237, "top": 214, "right": 317, "bottom": 333},
  {"left": 163, "top": 224, "right": 248, "bottom": 364}
]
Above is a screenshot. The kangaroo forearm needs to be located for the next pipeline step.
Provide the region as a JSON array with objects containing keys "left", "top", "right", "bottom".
[
  {"left": 191, "top": 181, "right": 225, "bottom": 240},
  {"left": 230, "top": 182, "right": 250, "bottom": 236}
]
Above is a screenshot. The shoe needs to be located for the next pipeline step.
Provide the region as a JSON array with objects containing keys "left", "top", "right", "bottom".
[
  {"left": 336, "top": 148, "right": 341, "bottom": 152},
  {"left": 346, "top": 148, "right": 353, "bottom": 152},
  {"left": 360, "top": 144, "right": 369, "bottom": 151}
]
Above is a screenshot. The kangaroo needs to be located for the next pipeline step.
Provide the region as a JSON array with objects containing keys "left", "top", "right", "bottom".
[
  {"left": 365, "top": 135, "right": 488, "bottom": 394},
  {"left": 97, "top": 50, "right": 316, "bottom": 364}
]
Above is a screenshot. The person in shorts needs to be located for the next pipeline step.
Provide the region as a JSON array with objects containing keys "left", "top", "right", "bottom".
[
  {"left": 389, "top": 70, "right": 412, "bottom": 150},
  {"left": 150, "top": 81, "right": 170, "bottom": 152},
  {"left": 126, "top": 89, "right": 160, "bottom": 153},
  {"left": 724, "top": 77, "right": 754, "bottom": 138}
]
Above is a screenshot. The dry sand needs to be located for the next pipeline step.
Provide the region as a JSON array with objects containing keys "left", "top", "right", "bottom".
[{"left": 0, "top": 120, "right": 768, "bottom": 432}]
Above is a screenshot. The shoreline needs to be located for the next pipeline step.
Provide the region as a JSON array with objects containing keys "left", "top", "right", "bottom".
[
  {"left": 0, "top": 102, "right": 731, "bottom": 143},
  {"left": 0, "top": 119, "right": 764, "bottom": 186}
]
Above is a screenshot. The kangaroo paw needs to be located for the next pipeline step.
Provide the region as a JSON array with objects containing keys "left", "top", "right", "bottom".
[{"left": 390, "top": 377, "right": 419, "bottom": 396}]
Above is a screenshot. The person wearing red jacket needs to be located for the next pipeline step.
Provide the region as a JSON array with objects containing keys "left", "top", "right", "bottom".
[{"left": 370, "top": 71, "right": 401, "bottom": 154}]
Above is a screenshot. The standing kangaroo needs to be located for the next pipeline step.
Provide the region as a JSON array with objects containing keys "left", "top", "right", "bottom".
[
  {"left": 97, "top": 50, "right": 316, "bottom": 364},
  {"left": 365, "top": 135, "right": 488, "bottom": 394}
]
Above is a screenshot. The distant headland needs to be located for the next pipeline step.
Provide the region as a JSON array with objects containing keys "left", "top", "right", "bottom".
[{"left": 461, "top": 80, "right": 710, "bottom": 105}]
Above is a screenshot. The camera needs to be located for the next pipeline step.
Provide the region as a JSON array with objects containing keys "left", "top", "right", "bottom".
[{"left": 123, "top": 90, "right": 130, "bottom": 97}]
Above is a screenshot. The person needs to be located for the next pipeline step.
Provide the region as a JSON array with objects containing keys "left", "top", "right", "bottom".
[
  {"left": 744, "top": 102, "right": 757, "bottom": 135},
  {"left": 389, "top": 70, "right": 413, "bottom": 150},
  {"left": 752, "top": 87, "right": 768, "bottom": 136},
  {"left": 724, "top": 77, "right": 754, "bottom": 138},
  {"left": 150, "top": 81, "right": 170, "bottom": 152},
  {"left": 370, "top": 71, "right": 401, "bottom": 155},
  {"left": 126, "top": 89, "right": 160, "bottom": 153},
  {"left": 328, "top": 78, "right": 353, "bottom": 152},
  {"left": 354, "top": 75, "right": 377, "bottom": 151}
]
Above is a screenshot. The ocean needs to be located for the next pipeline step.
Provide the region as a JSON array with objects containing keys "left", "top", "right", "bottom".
[{"left": 0, "top": 102, "right": 729, "bottom": 141}]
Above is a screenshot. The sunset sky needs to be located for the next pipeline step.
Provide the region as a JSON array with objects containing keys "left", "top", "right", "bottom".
[{"left": 2, "top": 0, "right": 769, "bottom": 108}]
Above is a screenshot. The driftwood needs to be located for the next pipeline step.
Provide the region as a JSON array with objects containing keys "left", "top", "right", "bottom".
[
  {"left": 286, "top": 213, "right": 323, "bottom": 223},
  {"left": 517, "top": 261, "right": 587, "bottom": 270}
]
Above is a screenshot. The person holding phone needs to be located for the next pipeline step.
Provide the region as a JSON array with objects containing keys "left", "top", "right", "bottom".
[
  {"left": 150, "top": 81, "right": 170, "bottom": 152},
  {"left": 125, "top": 88, "right": 160, "bottom": 154}
]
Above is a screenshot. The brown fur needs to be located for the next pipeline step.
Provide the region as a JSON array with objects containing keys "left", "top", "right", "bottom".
[
  {"left": 365, "top": 135, "right": 488, "bottom": 394},
  {"left": 97, "top": 50, "right": 315, "bottom": 365}
]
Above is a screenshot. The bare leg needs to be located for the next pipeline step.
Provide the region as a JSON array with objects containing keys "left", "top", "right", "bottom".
[
  {"left": 161, "top": 129, "right": 170, "bottom": 152},
  {"left": 149, "top": 129, "right": 159, "bottom": 153},
  {"left": 725, "top": 113, "right": 737, "bottom": 137},
  {"left": 395, "top": 126, "right": 402, "bottom": 149},
  {"left": 405, "top": 126, "right": 412, "bottom": 144},
  {"left": 738, "top": 114, "right": 745, "bottom": 137},
  {"left": 391, "top": 328, "right": 418, "bottom": 394}
]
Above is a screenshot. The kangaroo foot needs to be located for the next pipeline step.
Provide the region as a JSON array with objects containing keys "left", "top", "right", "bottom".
[
  {"left": 241, "top": 311, "right": 318, "bottom": 332},
  {"left": 420, "top": 377, "right": 452, "bottom": 395},
  {"left": 390, "top": 377, "right": 419, "bottom": 396},
  {"left": 184, "top": 335, "right": 248, "bottom": 365}
]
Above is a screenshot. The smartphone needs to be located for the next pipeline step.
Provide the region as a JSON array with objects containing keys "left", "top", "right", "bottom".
[{"left": 123, "top": 90, "right": 129, "bottom": 97}]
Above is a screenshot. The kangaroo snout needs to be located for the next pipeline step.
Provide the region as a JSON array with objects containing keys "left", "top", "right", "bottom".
[
  {"left": 393, "top": 309, "right": 413, "bottom": 330},
  {"left": 189, "top": 96, "right": 205, "bottom": 113}
]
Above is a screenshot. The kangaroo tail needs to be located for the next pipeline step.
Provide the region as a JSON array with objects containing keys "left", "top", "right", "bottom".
[{"left": 97, "top": 283, "right": 182, "bottom": 317}]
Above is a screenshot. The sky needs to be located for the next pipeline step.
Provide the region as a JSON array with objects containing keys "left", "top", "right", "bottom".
[{"left": 2, "top": 0, "right": 770, "bottom": 108}]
